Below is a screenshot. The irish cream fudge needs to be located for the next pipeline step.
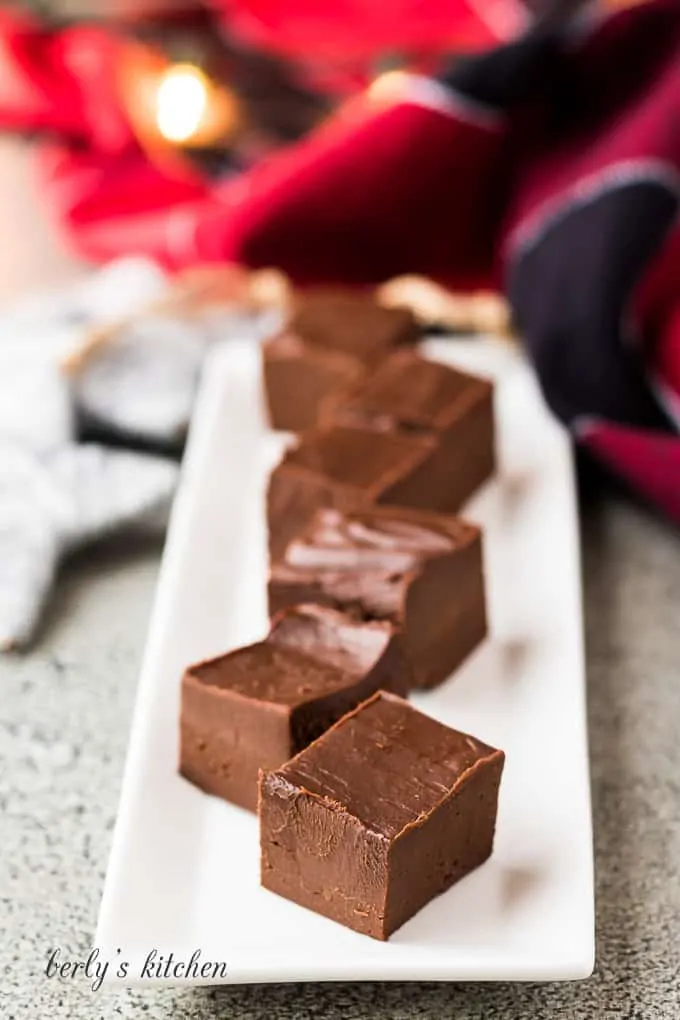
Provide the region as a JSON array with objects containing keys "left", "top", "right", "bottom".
[
  {"left": 179, "top": 604, "right": 410, "bottom": 811},
  {"left": 267, "top": 423, "right": 459, "bottom": 559},
  {"left": 321, "top": 349, "right": 495, "bottom": 510},
  {"left": 263, "top": 289, "right": 419, "bottom": 432},
  {"left": 269, "top": 505, "right": 486, "bottom": 689},
  {"left": 260, "top": 691, "right": 505, "bottom": 939}
]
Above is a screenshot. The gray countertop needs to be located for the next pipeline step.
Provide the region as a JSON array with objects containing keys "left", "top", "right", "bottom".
[{"left": 2, "top": 484, "right": 680, "bottom": 1020}]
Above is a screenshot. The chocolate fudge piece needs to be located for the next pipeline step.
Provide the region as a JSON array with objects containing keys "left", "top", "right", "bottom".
[
  {"left": 263, "top": 290, "right": 419, "bottom": 431},
  {"left": 179, "top": 605, "right": 410, "bottom": 811},
  {"left": 260, "top": 691, "right": 504, "bottom": 940},
  {"left": 263, "top": 332, "right": 365, "bottom": 434},
  {"left": 269, "top": 505, "right": 486, "bottom": 689},
  {"left": 267, "top": 424, "right": 445, "bottom": 559},
  {"left": 321, "top": 349, "right": 495, "bottom": 510},
  {"left": 290, "top": 289, "right": 419, "bottom": 361}
]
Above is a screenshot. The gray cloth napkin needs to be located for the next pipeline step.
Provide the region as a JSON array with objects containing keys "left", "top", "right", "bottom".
[{"left": 0, "top": 257, "right": 279, "bottom": 650}]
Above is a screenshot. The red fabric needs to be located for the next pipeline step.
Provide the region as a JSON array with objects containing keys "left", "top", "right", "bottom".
[
  {"left": 200, "top": 99, "right": 507, "bottom": 289},
  {"left": 0, "top": 10, "right": 132, "bottom": 151},
  {"left": 210, "top": 0, "right": 525, "bottom": 98},
  {"left": 582, "top": 421, "right": 680, "bottom": 520},
  {"left": 502, "top": 3, "right": 680, "bottom": 251},
  {"left": 636, "top": 228, "right": 680, "bottom": 400},
  {"left": 211, "top": 0, "right": 524, "bottom": 59},
  {"left": 53, "top": 99, "right": 507, "bottom": 289},
  {"left": 0, "top": 2, "right": 678, "bottom": 523},
  {"left": 654, "top": 299, "right": 680, "bottom": 411}
]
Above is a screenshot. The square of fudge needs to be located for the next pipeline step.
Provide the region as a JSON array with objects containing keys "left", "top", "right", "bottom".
[
  {"left": 267, "top": 424, "right": 446, "bottom": 560},
  {"left": 179, "top": 605, "right": 410, "bottom": 811},
  {"left": 321, "top": 350, "right": 495, "bottom": 510},
  {"left": 269, "top": 505, "right": 486, "bottom": 689},
  {"left": 263, "top": 332, "right": 364, "bottom": 433},
  {"left": 290, "top": 288, "right": 419, "bottom": 363},
  {"left": 260, "top": 691, "right": 504, "bottom": 940},
  {"left": 263, "top": 290, "right": 419, "bottom": 432}
]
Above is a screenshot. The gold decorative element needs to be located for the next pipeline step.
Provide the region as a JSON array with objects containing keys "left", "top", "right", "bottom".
[
  {"left": 63, "top": 265, "right": 514, "bottom": 378},
  {"left": 377, "top": 276, "right": 513, "bottom": 337},
  {"left": 61, "top": 265, "right": 292, "bottom": 376}
]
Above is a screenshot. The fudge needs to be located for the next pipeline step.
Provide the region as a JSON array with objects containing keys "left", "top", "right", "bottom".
[
  {"left": 321, "top": 349, "right": 495, "bottom": 510},
  {"left": 289, "top": 289, "right": 419, "bottom": 361},
  {"left": 269, "top": 505, "right": 486, "bottom": 689},
  {"left": 267, "top": 424, "right": 442, "bottom": 559},
  {"left": 263, "top": 332, "right": 365, "bottom": 434},
  {"left": 260, "top": 691, "right": 505, "bottom": 940},
  {"left": 263, "top": 289, "right": 419, "bottom": 431},
  {"left": 179, "top": 604, "right": 410, "bottom": 811}
]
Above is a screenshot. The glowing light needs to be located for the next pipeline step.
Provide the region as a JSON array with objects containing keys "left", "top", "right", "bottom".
[
  {"left": 156, "top": 64, "right": 209, "bottom": 144},
  {"left": 367, "top": 70, "right": 410, "bottom": 103}
]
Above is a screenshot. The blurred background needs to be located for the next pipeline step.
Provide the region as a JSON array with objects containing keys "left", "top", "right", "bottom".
[
  {"left": 0, "top": 0, "right": 672, "bottom": 653},
  {"left": 0, "top": 0, "right": 529, "bottom": 288}
]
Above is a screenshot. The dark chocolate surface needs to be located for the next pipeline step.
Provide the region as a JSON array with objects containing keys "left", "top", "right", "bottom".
[
  {"left": 312, "top": 350, "right": 496, "bottom": 514},
  {"left": 321, "top": 350, "right": 491, "bottom": 431},
  {"left": 282, "top": 425, "right": 435, "bottom": 491},
  {"left": 263, "top": 291, "right": 420, "bottom": 433},
  {"left": 267, "top": 425, "right": 445, "bottom": 558},
  {"left": 269, "top": 602, "right": 402, "bottom": 678},
  {"left": 275, "top": 691, "right": 500, "bottom": 839},
  {"left": 185, "top": 605, "right": 407, "bottom": 709},
  {"left": 269, "top": 506, "right": 486, "bottom": 689},
  {"left": 270, "top": 506, "right": 477, "bottom": 621},
  {"left": 187, "top": 641, "right": 359, "bottom": 707},
  {"left": 260, "top": 691, "right": 504, "bottom": 939},
  {"left": 180, "top": 606, "right": 410, "bottom": 810},
  {"left": 263, "top": 330, "right": 364, "bottom": 433},
  {"left": 290, "top": 289, "right": 419, "bottom": 363}
]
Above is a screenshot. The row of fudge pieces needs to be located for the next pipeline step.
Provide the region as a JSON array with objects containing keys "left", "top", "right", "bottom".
[
  {"left": 179, "top": 291, "right": 503, "bottom": 940},
  {"left": 270, "top": 505, "right": 486, "bottom": 690},
  {"left": 264, "top": 292, "right": 494, "bottom": 558},
  {"left": 263, "top": 289, "right": 421, "bottom": 432},
  {"left": 182, "top": 629, "right": 504, "bottom": 940},
  {"left": 182, "top": 505, "right": 487, "bottom": 808}
]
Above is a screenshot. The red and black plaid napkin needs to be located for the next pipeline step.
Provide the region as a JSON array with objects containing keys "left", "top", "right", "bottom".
[{"left": 1, "top": 1, "right": 678, "bottom": 520}]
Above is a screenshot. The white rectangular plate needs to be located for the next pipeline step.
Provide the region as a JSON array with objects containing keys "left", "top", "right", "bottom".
[{"left": 96, "top": 338, "right": 594, "bottom": 984}]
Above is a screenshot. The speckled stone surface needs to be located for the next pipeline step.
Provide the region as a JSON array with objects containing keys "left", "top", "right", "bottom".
[{"left": 1, "top": 485, "right": 680, "bottom": 1020}]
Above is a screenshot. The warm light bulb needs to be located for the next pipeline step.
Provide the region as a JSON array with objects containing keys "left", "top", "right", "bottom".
[
  {"left": 156, "top": 64, "right": 209, "bottom": 144},
  {"left": 367, "top": 70, "right": 411, "bottom": 103}
]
